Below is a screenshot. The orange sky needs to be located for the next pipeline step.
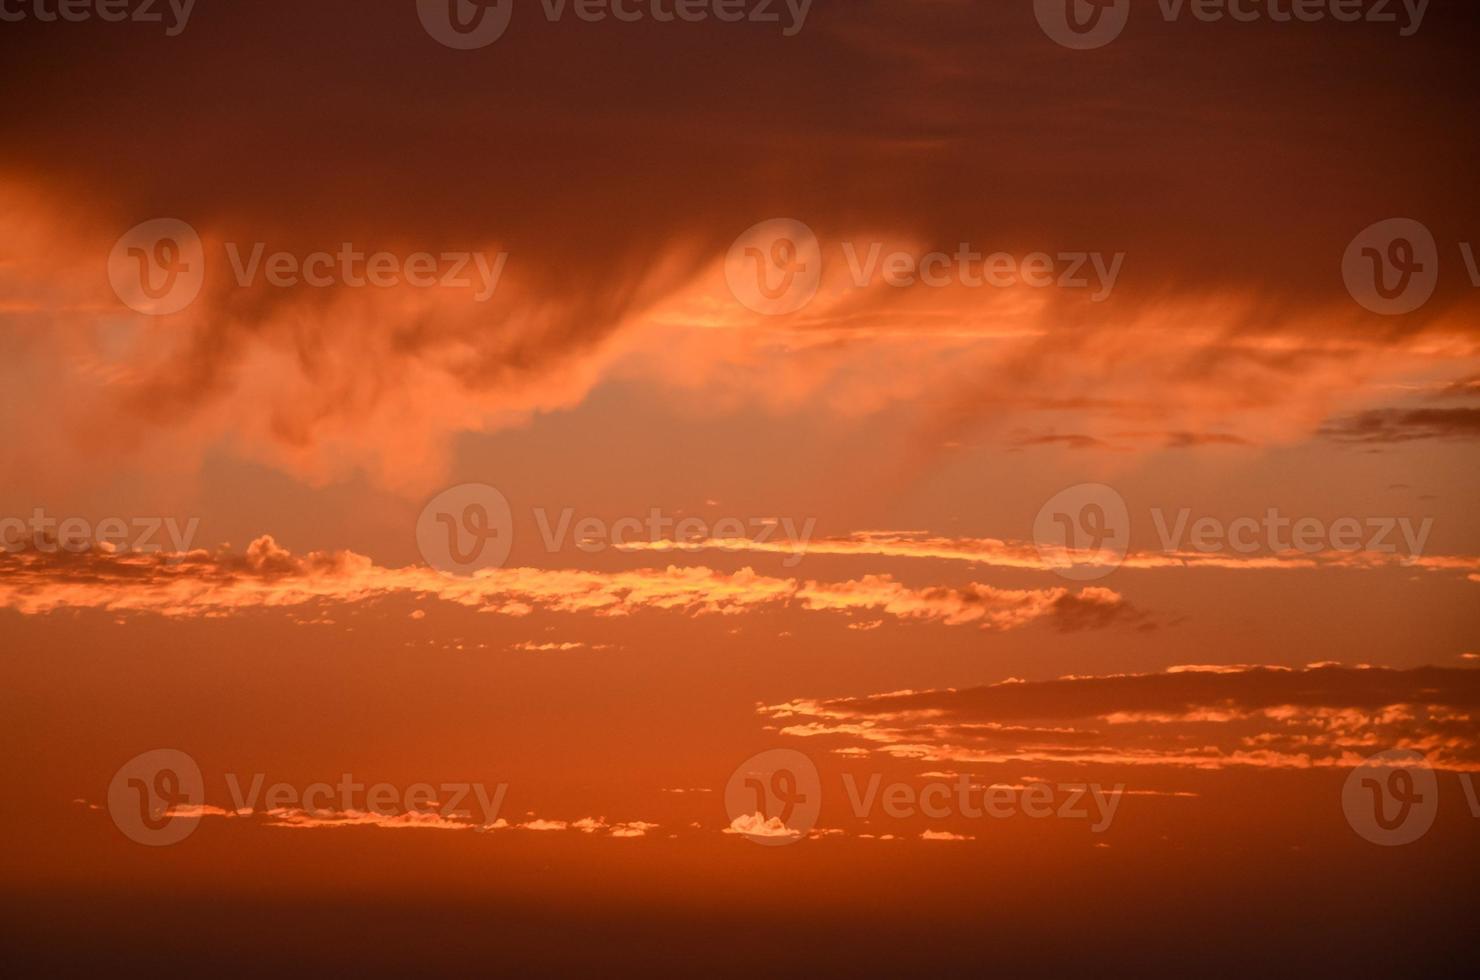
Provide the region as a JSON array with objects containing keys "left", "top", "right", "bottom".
[{"left": 1, "top": 1, "right": 1478, "bottom": 974}]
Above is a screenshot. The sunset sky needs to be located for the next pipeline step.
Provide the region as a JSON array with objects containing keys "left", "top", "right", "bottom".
[{"left": 1, "top": 1, "right": 1477, "bottom": 974}]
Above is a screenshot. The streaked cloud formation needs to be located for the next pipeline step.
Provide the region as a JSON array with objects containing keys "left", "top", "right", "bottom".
[
  {"left": 4, "top": 1, "right": 1480, "bottom": 496},
  {"left": 0, "top": 536, "right": 1141, "bottom": 632},
  {"left": 621, "top": 531, "right": 1480, "bottom": 577},
  {"left": 764, "top": 665, "right": 1480, "bottom": 772}
]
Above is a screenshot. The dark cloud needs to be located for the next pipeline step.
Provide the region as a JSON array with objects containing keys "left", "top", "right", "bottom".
[
  {"left": 767, "top": 665, "right": 1480, "bottom": 770},
  {"left": 1320, "top": 407, "right": 1480, "bottom": 443},
  {"left": 3, "top": 0, "right": 1479, "bottom": 310}
]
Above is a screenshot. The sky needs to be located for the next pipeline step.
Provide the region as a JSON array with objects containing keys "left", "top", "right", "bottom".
[{"left": 1, "top": 1, "right": 1478, "bottom": 975}]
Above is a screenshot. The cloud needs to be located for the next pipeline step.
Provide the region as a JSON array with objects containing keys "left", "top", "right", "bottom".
[
  {"left": 608, "top": 822, "right": 661, "bottom": 839},
  {"left": 0, "top": 536, "right": 1138, "bottom": 633},
  {"left": 517, "top": 817, "right": 657, "bottom": 836},
  {"left": 90, "top": 802, "right": 659, "bottom": 837},
  {"left": 919, "top": 830, "right": 974, "bottom": 842},
  {"left": 725, "top": 812, "right": 802, "bottom": 840},
  {"left": 1320, "top": 408, "right": 1480, "bottom": 444},
  {"left": 263, "top": 807, "right": 488, "bottom": 832},
  {"left": 795, "top": 577, "right": 1146, "bottom": 633},
  {"left": 4, "top": 0, "right": 1480, "bottom": 494},
  {"left": 619, "top": 531, "right": 1480, "bottom": 578},
  {"left": 762, "top": 665, "right": 1480, "bottom": 772}
]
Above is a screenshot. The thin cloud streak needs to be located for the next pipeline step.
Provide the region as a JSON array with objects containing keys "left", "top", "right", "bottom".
[
  {"left": 0, "top": 536, "right": 1141, "bottom": 633},
  {"left": 619, "top": 532, "right": 1480, "bottom": 576},
  {"left": 763, "top": 665, "right": 1480, "bottom": 772}
]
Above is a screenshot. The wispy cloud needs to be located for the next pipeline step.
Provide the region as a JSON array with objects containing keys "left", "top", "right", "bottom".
[
  {"left": 0, "top": 536, "right": 1141, "bottom": 633},
  {"left": 763, "top": 665, "right": 1480, "bottom": 772},
  {"left": 620, "top": 531, "right": 1480, "bottom": 576}
]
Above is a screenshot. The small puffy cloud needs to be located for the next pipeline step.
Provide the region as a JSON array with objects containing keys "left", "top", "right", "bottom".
[{"left": 724, "top": 812, "right": 802, "bottom": 840}]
